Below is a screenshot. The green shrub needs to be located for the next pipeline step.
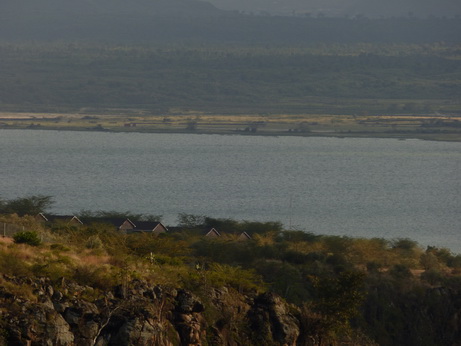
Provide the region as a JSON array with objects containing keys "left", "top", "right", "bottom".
[
  {"left": 420, "top": 269, "right": 444, "bottom": 286},
  {"left": 72, "top": 265, "right": 117, "bottom": 289},
  {"left": 207, "top": 263, "right": 266, "bottom": 292},
  {"left": 13, "top": 231, "right": 41, "bottom": 246},
  {"left": 448, "top": 255, "right": 461, "bottom": 268},
  {"left": 85, "top": 235, "right": 103, "bottom": 249},
  {"left": 147, "top": 253, "right": 183, "bottom": 266},
  {"left": 392, "top": 238, "right": 418, "bottom": 251},
  {"left": 49, "top": 243, "right": 71, "bottom": 252},
  {"left": 31, "top": 262, "right": 71, "bottom": 281},
  {"left": 389, "top": 264, "right": 413, "bottom": 280}
]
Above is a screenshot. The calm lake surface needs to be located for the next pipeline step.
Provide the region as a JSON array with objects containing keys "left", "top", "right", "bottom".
[{"left": 1, "top": 129, "right": 460, "bottom": 252}]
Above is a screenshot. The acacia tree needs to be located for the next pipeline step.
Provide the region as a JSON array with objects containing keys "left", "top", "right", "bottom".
[
  {"left": 177, "top": 213, "right": 206, "bottom": 228},
  {"left": 0, "top": 195, "right": 53, "bottom": 216},
  {"left": 78, "top": 210, "right": 162, "bottom": 222}
]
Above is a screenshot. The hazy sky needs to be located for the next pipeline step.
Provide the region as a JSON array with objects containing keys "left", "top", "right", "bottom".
[{"left": 205, "top": 0, "right": 461, "bottom": 17}]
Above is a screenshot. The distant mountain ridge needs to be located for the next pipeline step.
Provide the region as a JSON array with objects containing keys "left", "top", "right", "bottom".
[
  {"left": 1, "top": 0, "right": 460, "bottom": 42},
  {"left": 206, "top": 0, "right": 461, "bottom": 17},
  {"left": 1, "top": 0, "right": 223, "bottom": 17},
  {"left": 0, "top": 0, "right": 233, "bottom": 41}
]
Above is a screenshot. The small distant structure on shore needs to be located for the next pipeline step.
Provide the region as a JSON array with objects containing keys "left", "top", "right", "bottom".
[
  {"left": 205, "top": 228, "right": 221, "bottom": 238},
  {"left": 203, "top": 228, "right": 252, "bottom": 241},
  {"left": 36, "top": 214, "right": 168, "bottom": 235},
  {"left": 36, "top": 213, "right": 83, "bottom": 226},
  {"left": 237, "top": 231, "right": 252, "bottom": 241},
  {"left": 129, "top": 221, "right": 168, "bottom": 235},
  {"left": 31, "top": 214, "right": 255, "bottom": 241}
]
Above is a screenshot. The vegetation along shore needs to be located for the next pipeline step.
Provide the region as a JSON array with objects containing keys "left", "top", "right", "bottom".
[{"left": 0, "top": 195, "right": 460, "bottom": 345}]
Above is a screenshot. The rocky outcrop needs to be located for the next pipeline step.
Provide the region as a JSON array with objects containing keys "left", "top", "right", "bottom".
[
  {"left": 173, "top": 290, "right": 206, "bottom": 345},
  {"left": 247, "top": 292, "right": 300, "bottom": 346},
  {"left": 0, "top": 275, "right": 302, "bottom": 345}
]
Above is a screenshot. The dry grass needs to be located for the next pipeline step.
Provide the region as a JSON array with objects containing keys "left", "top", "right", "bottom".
[
  {"left": 0, "top": 237, "right": 13, "bottom": 245},
  {"left": 7, "top": 244, "right": 39, "bottom": 262},
  {"left": 79, "top": 252, "right": 112, "bottom": 266}
]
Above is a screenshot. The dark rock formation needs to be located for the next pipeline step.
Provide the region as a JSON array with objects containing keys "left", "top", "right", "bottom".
[
  {"left": 0, "top": 275, "right": 302, "bottom": 345},
  {"left": 247, "top": 292, "right": 300, "bottom": 346}
]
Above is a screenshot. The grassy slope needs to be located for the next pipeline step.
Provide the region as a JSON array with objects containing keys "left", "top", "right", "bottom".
[{"left": 1, "top": 213, "right": 461, "bottom": 344}]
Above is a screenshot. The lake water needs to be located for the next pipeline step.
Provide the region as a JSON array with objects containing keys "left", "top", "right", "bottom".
[{"left": 1, "top": 129, "right": 460, "bottom": 252}]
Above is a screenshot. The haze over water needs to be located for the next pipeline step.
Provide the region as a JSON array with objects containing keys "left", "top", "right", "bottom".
[{"left": 1, "top": 129, "right": 460, "bottom": 252}]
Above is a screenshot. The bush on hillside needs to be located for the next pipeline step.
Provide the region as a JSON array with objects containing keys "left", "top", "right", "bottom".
[{"left": 13, "top": 231, "right": 41, "bottom": 246}]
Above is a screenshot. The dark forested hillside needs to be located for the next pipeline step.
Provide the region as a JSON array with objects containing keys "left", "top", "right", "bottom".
[
  {"left": 1, "top": 1, "right": 460, "bottom": 115},
  {"left": 1, "top": 42, "right": 460, "bottom": 114}
]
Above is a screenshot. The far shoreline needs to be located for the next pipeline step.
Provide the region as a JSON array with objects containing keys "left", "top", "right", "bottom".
[{"left": 1, "top": 112, "right": 460, "bottom": 142}]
